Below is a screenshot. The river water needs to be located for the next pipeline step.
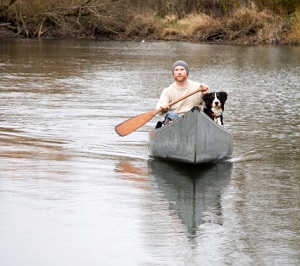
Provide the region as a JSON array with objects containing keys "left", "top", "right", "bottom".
[{"left": 0, "top": 39, "right": 299, "bottom": 265}]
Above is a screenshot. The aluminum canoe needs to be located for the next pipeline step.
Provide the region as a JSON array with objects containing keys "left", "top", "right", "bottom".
[{"left": 148, "top": 106, "right": 233, "bottom": 164}]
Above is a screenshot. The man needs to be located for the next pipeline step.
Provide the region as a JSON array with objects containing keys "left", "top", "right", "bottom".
[{"left": 155, "top": 60, "right": 209, "bottom": 126}]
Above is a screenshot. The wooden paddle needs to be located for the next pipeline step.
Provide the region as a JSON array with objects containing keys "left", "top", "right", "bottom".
[{"left": 115, "top": 87, "right": 206, "bottom": 136}]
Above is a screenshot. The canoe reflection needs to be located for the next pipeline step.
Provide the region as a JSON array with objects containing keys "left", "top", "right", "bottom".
[{"left": 148, "top": 160, "right": 232, "bottom": 235}]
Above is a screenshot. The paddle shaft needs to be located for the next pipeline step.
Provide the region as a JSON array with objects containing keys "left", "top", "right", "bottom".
[{"left": 115, "top": 87, "right": 206, "bottom": 136}]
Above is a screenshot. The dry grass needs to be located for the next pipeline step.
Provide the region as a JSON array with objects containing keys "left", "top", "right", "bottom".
[
  {"left": 136, "top": 4, "right": 290, "bottom": 44},
  {"left": 0, "top": 0, "right": 299, "bottom": 45},
  {"left": 158, "top": 13, "right": 219, "bottom": 40},
  {"left": 285, "top": 10, "right": 300, "bottom": 44},
  {"left": 228, "top": 4, "right": 284, "bottom": 44},
  {"left": 125, "top": 10, "right": 160, "bottom": 39},
  {"left": 190, "top": 4, "right": 286, "bottom": 44}
]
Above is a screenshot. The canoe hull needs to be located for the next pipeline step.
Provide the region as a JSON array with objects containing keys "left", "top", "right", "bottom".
[{"left": 148, "top": 106, "right": 233, "bottom": 164}]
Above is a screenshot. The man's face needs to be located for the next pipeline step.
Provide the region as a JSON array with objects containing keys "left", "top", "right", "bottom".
[{"left": 174, "top": 66, "right": 188, "bottom": 82}]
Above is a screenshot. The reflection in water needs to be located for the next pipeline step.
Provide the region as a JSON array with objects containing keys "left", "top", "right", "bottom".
[
  {"left": 0, "top": 126, "right": 71, "bottom": 178},
  {"left": 115, "top": 160, "right": 150, "bottom": 190},
  {"left": 148, "top": 160, "right": 232, "bottom": 239}
]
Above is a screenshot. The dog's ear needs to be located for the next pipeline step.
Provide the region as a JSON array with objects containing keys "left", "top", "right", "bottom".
[
  {"left": 202, "top": 93, "right": 210, "bottom": 105},
  {"left": 221, "top": 91, "right": 228, "bottom": 102},
  {"left": 203, "top": 92, "right": 213, "bottom": 100}
]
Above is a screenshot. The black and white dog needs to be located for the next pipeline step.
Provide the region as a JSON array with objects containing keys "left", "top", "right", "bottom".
[{"left": 202, "top": 92, "right": 228, "bottom": 126}]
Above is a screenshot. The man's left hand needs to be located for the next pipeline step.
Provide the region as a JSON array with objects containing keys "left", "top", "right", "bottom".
[{"left": 200, "top": 83, "right": 209, "bottom": 94}]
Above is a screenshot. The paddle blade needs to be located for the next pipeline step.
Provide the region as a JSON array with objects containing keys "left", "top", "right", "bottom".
[{"left": 115, "top": 110, "right": 160, "bottom": 137}]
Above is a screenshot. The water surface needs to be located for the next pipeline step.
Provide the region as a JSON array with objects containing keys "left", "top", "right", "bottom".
[{"left": 0, "top": 39, "right": 299, "bottom": 265}]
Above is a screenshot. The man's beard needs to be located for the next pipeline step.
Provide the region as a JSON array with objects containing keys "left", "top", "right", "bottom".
[{"left": 174, "top": 75, "right": 187, "bottom": 82}]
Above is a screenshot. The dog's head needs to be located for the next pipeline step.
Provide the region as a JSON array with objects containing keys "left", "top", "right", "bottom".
[{"left": 203, "top": 92, "right": 227, "bottom": 111}]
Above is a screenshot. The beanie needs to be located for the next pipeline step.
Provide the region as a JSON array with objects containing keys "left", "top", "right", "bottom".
[{"left": 172, "top": 60, "right": 189, "bottom": 76}]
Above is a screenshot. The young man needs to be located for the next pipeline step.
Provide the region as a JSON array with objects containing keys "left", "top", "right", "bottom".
[{"left": 155, "top": 60, "right": 209, "bottom": 126}]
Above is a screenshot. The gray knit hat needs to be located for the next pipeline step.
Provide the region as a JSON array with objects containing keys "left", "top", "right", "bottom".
[{"left": 172, "top": 60, "right": 189, "bottom": 76}]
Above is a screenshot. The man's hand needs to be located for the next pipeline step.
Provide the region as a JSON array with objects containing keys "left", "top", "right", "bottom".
[
  {"left": 200, "top": 83, "right": 209, "bottom": 94},
  {"left": 159, "top": 103, "right": 169, "bottom": 113}
]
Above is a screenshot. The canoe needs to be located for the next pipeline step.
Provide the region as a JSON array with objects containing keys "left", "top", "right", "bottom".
[{"left": 148, "top": 106, "right": 233, "bottom": 164}]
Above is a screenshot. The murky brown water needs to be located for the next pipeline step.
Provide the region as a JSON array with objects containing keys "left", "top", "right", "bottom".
[{"left": 0, "top": 39, "right": 299, "bottom": 265}]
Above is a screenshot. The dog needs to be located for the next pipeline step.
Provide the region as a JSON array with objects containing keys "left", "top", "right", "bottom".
[{"left": 202, "top": 92, "right": 228, "bottom": 126}]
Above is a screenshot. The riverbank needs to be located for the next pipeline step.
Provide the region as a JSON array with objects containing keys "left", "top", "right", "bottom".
[{"left": 0, "top": 2, "right": 299, "bottom": 45}]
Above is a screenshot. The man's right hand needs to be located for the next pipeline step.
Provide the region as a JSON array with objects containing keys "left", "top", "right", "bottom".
[{"left": 160, "top": 104, "right": 170, "bottom": 112}]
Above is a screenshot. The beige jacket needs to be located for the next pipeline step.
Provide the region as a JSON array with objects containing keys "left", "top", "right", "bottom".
[{"left": 155, "top": 80, "right": 204, "bottom": 116}]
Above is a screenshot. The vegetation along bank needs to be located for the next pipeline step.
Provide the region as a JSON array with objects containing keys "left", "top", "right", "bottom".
[{"left": 0, "top": 0, "right": 299, "bottom": 45}]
